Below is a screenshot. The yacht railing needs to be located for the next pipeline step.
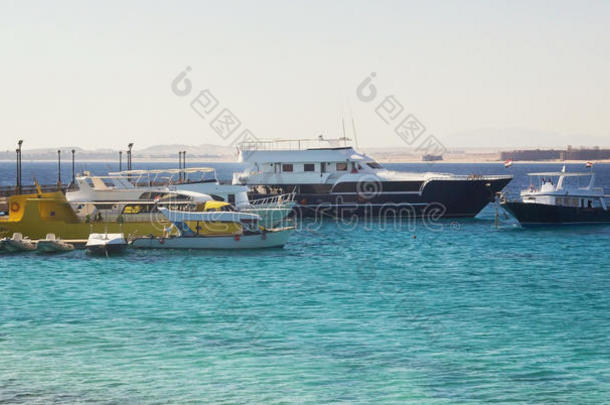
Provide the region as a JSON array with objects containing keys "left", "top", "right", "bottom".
[
  {"left": 0, "top": 183, "right": 71, "bottom": 197},
  {"left": 239, "top": 137, "right": 352, "bottom": 151},
  {"left": 249, "top": 192, "right": 296, "bottom": 208},
  {"left": 422, "top": 174, "right": 513, "bottom": 182}
]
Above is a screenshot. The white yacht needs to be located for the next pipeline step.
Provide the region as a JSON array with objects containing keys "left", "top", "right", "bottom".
[
  {"left": 68, "top": 168, "right": 250, "bottom": 207},
  {"left": 232, "top": 138, "right": 513, "bottom": 218},
  {"left": 501, "top": 168, "right": 610, "bottom": 226},
  {"left": 66, "top": 168, "right": 294, "bottom": 228}
]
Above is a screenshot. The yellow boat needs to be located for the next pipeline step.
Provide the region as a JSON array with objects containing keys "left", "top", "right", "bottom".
[{"left": 0, "top": 191, "right": 242, "bottom": 240}]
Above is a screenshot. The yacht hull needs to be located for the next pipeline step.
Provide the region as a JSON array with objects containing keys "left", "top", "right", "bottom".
[
  {"left": 502, "top": 202, "right": 610, "bottom": 226},
  {"left": 248, "top": 177, "right": 512, "bottom": 219}
]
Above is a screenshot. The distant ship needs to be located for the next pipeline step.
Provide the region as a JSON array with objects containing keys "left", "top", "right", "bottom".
[
  {"left": 232, "top": 138, "right": 513, "bottom": 218},
  {"left": 422, "top": 154, "right": 443, "bottom": 162},
  {"left": 501, "top": 168, "right": 610, "bottom": 226}
]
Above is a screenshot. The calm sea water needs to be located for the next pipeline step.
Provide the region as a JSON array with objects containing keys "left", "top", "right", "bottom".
[{"left": 1, "top": 161, "right": 610, "bottom": 403}]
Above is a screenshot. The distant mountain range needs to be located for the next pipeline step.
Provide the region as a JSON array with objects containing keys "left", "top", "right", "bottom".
[
  {"left": 0, "top": 144, "right": 236, "bottom": 161},
  {"left": 2, "top": 143, "right": 608, "bottom": 163}
]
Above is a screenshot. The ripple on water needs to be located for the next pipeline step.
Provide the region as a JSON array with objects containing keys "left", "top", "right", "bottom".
[{"left": 1, "top": 219, "right": 610, "bottom": 403}]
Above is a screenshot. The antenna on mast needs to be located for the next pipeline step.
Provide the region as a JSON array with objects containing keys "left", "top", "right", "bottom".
[
  {"left": 345, "top": 100, "right": 359, "bottom": 149},
  {"left": 351, "top": 117, "right": 360, "bottom": 149}
]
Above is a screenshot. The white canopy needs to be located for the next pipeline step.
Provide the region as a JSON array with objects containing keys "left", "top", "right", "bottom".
[
  {"left": 527, "top": 172, "right": 592, "bottom": 177},
  {"left": 109, "top": 167, "right": 215, "bottom": 175}
]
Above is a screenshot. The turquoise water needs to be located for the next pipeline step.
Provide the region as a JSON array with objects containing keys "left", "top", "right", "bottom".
[
  {"left": 2, "top": 216, "right": 610, "bottom": 403},
  {"left": 2, "top": 162, "right": 610, "bottom": 403}
]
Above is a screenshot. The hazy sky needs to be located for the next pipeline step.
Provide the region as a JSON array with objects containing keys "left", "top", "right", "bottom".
[{"left": 1, "top": 0, "right": 609, "bottom": 151}]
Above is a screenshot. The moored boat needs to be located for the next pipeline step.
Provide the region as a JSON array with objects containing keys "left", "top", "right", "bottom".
[
  {"left": 131, "top": 207, "right": 293, "bottom": 249},
  {"left": 68, "top": 168, "right": 295, "bottom": 228},
  {"left": 86, "top": 233, "right": 128, "bottom": 256},
  {"left": 501, "top": 168, "right": 610, "bottom": 226},
  {"left": 0, "top": 191, "right": 183, "bottom": 240},
  {"left": 131, "top": 229, "right": 292, "bottom": 249},
  {"left": 233, "top": 138, "right": 513, "bottom": 218},
  {"left": 36, "top": 233, "right": 75, "bottom": 253},
  {"left": 2, "top": 233, "right": 37, "bottom": 252}
]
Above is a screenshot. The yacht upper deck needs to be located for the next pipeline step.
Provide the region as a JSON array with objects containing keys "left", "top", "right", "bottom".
[
  {"left": 519, "top": 169, "right": 608, "bottom": 209},
  {"left": 239, "top": 137, "right": 352, "bottom": 151},
  {"left": 237, "top": 137, "right": 366, "bottom": 163}
]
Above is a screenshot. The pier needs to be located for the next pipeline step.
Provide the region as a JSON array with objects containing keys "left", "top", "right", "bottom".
[
  {"left": 0, "top": 140, "right": 142, "bottom": 201},
  {"left": 0, "top": 184, "right": 70, "bottom": 198}
]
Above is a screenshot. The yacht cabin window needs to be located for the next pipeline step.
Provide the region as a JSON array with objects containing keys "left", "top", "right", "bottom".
[
  {"left": 366, "top": 162, "right": 383, "bottom": 169},
  {"left": 336, "top": 162, "right": 348, "bottom": 171},
  {"left": 556, "top": 197, "right": 591, "bottom": 208},
  {"left": 282, "top": 164, "right": 293, "bottom": 172},
  {"left": 304, "top": 163, "right": 315, "bottom": 172}
]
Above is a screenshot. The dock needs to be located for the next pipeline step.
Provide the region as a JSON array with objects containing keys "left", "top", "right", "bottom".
[{"left": 0, "top": 184, "right": 70, "bottom": 198}]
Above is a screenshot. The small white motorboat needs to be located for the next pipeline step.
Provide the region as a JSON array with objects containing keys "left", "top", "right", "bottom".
[
  {"left": 131, "top": 228, "right": 293, "bottom": 249},
  {"left": 501, "top": 167, "right": 610, "bottom": 226},
  {"left": 2, "top": 233, "right": 37, "bottom": 253},
  {"left": 37, "top": 233, "right": 75, "bottom": 253},
  {"left": 131, "top": 206, "right": 294, "bottom": 249},
  {"left": 86, "top": 233, "right": 127, "bottom": 256}
]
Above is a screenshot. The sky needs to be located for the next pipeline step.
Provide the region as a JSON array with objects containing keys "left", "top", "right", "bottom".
[{"left": 1, "top": 0, "right": 609, "bottom": 151}]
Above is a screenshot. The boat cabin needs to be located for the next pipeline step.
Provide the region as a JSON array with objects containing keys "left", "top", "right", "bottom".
[
  {"left": 521, "top": 171, "right": 608, "bottom": 210},
  {"left": 233, "top": 138, "right": 386, "bottom": 185}
]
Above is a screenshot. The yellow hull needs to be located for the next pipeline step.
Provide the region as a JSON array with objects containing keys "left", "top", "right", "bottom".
[
  {"left": 0, "top": 191, "right": 200, "bottom": 240},
  {"left": 0, "top": 191, "right": 246, "bottom": 240},
  {"left": 0, "top": 220, "right": 167, "bottom": 240}
]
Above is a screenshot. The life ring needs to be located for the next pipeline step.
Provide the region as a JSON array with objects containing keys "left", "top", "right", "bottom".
[
  {"left": 234, "top": 235, "right": 241, "bottom": 241},
  {"left": 10, "top": 202, "right": 20, "bottom": 212}
]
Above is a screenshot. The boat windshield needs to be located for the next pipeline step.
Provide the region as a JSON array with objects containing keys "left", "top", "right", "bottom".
[
  {"left": 527, "top": 172, "right": 593, "bottom": 190},
  {"left": 109, "top": 167, "right": 218, "bottom": 187}
]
